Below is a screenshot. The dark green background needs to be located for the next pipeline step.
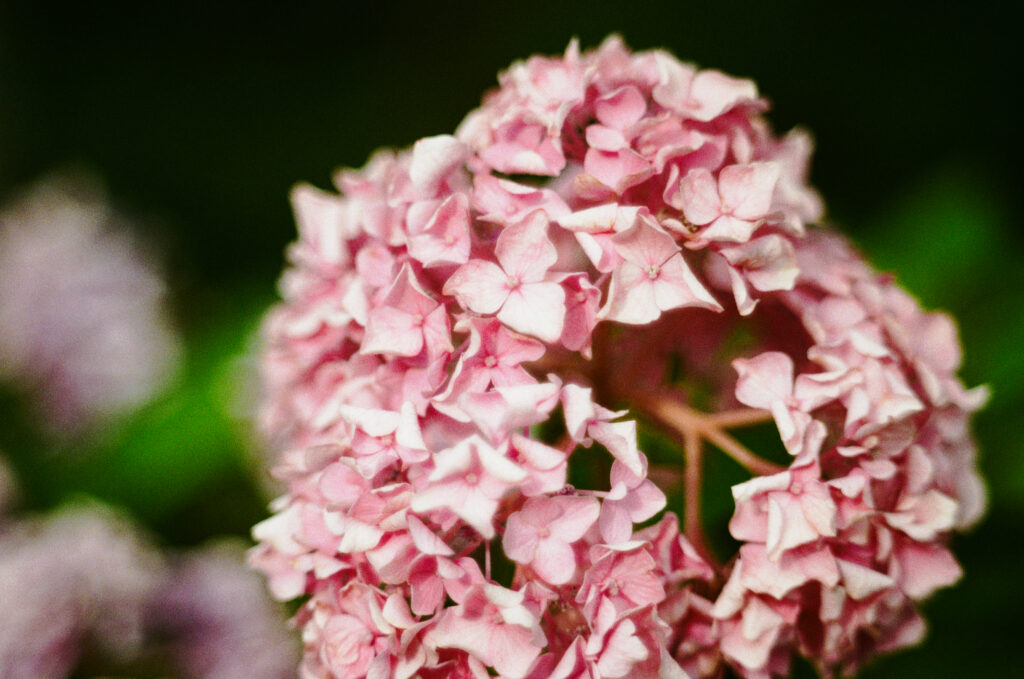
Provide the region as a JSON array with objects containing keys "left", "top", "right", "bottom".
[{"left": 0, "top": 2, "right": 1019, "bottom": 677}]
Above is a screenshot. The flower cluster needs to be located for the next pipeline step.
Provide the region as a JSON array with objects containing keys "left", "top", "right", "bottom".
[
  {"left": 252, "top": 37, "right": 985, "bottom": 678},
  {"left": 0, "top": 504, "right": 165, "bottom": 679},
  {"left": 0, "top": 175, "right": 181, "bottom": 434},
  {"left": 0, "top": 502, "right": 299, "bottom": 679}
]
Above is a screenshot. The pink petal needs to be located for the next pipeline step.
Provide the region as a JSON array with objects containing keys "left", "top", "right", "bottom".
[
  {"left": 718, "top": 162, "right": 779, "bottom": 220},
  {"left": 765, "top": 494, "right": 821, "bottom": 560},
  {"left": 596, "top": 619, "right": 649, "bottom": 678},
  {"left": 410, "top": 566, "right": 446, "bottom": 616},
  {"left": 621, "top": 477, "right": 667, "bottom": 523},
  {"left": 549, "top": 495, "right": 601, "bottom": 542},
  {"left": 338, "top": 405, "right": 400, "bottom": 437},
  {"left": 738, "top": 543, "right": 839, "bottom": 599},
  {"left": 408, "top": 193, "right": 472, "bottom": 267},
  {"left": 503, "top": 511, "right": 541, "bottom": 564},
  {"left": 733, "top": 352, "right": 794, "bottom": 409},
  {"left": 407, "top": 514, "right": 454, "bottom": 556},
  {"left": 651, "top": 254, "right": 722, "bottom": 313},
  {"left": 444, "top": 259, "right": 510, "bottom": 314},
  {"left": 726, "top": 265, "right": 758, "bottom": 315},
  {"left": 651, "top": 52, "right": 697, "bottom": 113},
  {"left": 687, "top": 69, "right": 758, "bottom": 122},
  {"left": 595, "top": 85, "right": 647, "bottom": 130},
  {"left": 361, "top": 307, "right": 423, "bottom": 356},
  {"left": 561, "top": 383, "right": 599, "bottom": 441},
  {"left": 409, "top": 134, "right": 466, "bottom": 195},
  {"left": 560, "top": 274, "right": 601, "bottom": 355},
  {"left": 601, "top": 263, "right": 662, "bottom": 325},
  {"left": 719, "top": 235, "right": 798, "bottom": 292},
  {"left": 586, "top": 124, "right": 629, "bottom": 151},
  {"left": 700, "top": 214, "right": 758, "bottom": 243},
  {"left": 421, "top": 304, "right": 455, "bottom": 357},
  {"left": 589, "top": 420, "right": 643, "bottom": 477},
  {"left": 290, "top": 182, "right": 351, "bottom": 264},
  {"left": 495, "top": 210, "right": 558, "bottom": 282},
  {"left": 599, "top": 502, "right": 634, "bottom": 544},
  {"left": 680, "top": 168, "right": 722, "bottom": 226},
  {"left": 894, "top": 542, "right": 962, "bottom": 600},
  {"left": 531, "top": 537, "right": 576, "bottom": 585},
  {"left": 558, "top": 204, "right": 641, "bottom": 234},
  {"left": 583, "top": 148, "right": 653, "bottom": 194},
  {"left": 498, "top": 282, "right": 566, "bottom": 343},
  {"left": 836, "top": 559, "right": 894, "bottom": 600},
  {"left": 612, "top": 218, "right": 680, "bottom": 269}
]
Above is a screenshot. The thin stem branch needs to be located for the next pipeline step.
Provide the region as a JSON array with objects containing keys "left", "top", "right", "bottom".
[
  {"left": 702, "top": 427, "right": 786, "bottom": 477},
  {"left": 682, "top": 427, "right": 719, "bottom": 568},
  {"left": 707, "top": 407, "right": 773, "bottom": 429}
]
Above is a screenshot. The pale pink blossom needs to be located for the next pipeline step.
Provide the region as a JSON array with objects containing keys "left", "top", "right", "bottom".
[
  {"left": 599, "top": 460, "right": 667, "bottom": 544},
  {"left": 503, "top": 495, "right": 599, "bottom": 584},
  {"left": 444, "top": 210, "right": 566, "bottom": 342},
  {"left": 601, "top": 218, "right": 722, "bottom": 324},
  {"left": 361, "top": 265, "right": 452, "bottom": 359},
  {"left": 678, "top": 162, "right": 780, "bottom": 243},
  {"left": 410, "top": 436, "right": 526, "bottom": 539}
]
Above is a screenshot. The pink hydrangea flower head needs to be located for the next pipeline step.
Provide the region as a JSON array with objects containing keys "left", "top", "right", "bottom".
[{"left": 253, "top": 36, "right": 986, "bottom": 679}]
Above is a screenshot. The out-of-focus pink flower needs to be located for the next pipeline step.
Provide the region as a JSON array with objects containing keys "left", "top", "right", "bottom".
[
  {"left": 253, "top": 36, "right": 985, "bottom": 679},
  {"left": 151, "top": 540, "right": 300, "bottom": 679},
  {"left": 0, "top": 504, "right": 165, "bottom": 679},
  {"left": 0, "top": 175, "right": 181, "bottom": 434},
  {"left": 0, "top": 495, "right": 298, "bottom": 679}
]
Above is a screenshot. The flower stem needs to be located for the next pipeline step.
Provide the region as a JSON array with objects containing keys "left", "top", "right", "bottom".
[
  {"left": 707, "top": 407, "right": 774, "bottom": 429},
  {"left": 682, "top": 427, "right": 718, "bottom": 567},
  {"left": 702, "top": 427, "right": 785, "bottom": 477}
]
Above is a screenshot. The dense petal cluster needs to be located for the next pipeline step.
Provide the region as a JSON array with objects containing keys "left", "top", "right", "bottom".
[
  {"left": 253, "top": 37, "right": 984, "bottom": 678},
  {"left": 0, "top": 176, "right": 182, "bottom": 434}
]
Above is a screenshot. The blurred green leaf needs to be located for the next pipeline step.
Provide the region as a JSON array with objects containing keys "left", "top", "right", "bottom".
[{"left": 854, "top": 164, "right": 1004, "bottom": 307}]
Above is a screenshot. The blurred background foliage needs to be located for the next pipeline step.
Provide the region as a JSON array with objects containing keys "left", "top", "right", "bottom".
[{"left": 0, "top": 1, "right": 1019, "bottom": 677}]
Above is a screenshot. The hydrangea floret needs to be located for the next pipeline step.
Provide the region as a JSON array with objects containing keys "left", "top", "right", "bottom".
[{"left": 252, "top": 37, "right": 986, "bottom": 679}]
